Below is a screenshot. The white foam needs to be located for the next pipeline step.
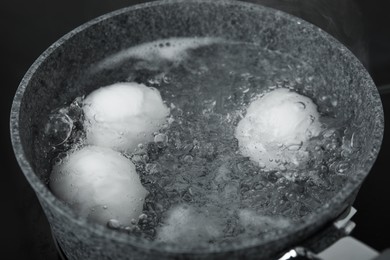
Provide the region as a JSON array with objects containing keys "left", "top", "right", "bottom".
[
  {"left": 238, "top": 209, "right": 290, "bottom": 229},
  {"left": 235, "top": 88, "right": 322, "bottom": 170},
  {"left": 93, "top": 37, "right": 224, "bottom": 71},
  {"left": 49, "top": 146, "right": 148, "bottom": 226},
  {"left": 83, "top": 82, "right": 169, "bottom": 153}
]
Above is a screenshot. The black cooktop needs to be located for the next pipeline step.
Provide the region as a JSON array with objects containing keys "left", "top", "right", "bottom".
[{"left": 1, "top": 1, "right": 389, "bottom": 259}]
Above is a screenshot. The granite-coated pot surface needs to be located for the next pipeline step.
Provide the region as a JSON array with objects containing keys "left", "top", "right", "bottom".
[{"left": 10, "top": 0, "right": 384, "bottom": 259}]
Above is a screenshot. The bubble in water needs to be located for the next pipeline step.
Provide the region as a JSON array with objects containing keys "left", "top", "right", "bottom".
[
  {"left": 287, "top": 142, "right": 303, "bottom": 151},
  {"left": 320, "top": 95, "right": 329, "bottom": 101},
  {"left": 326, "top": 141, "right": 337, "bottom": 151},
  {"left": 131, "top": 154, "right": 144, "bottom": 163},
  {"left": 44, "top": 109, "right": 74, "bottom": 146},
  {"left": 107, "top": 219, "right": 120, "bottom": 229},
  {"left": 183, "top": 155, "right": 193, "bottom": 163},
  {"left": 52, "top": 157, "right": 62, "bottom": 165},
  {"left": 296, "top": 101, "right": 306, "bottom": 110},
  {"left": 323, "top": 129, "right": 335, "bottom": 138},
  {"left": 138, "top": 213, "right": 148, "bottom": 221},
  {"left": 258, "top": 162, "right": 266, "bottom": 169},
  {"left": 145, "top": 163, "right": 159, "bottom": 175},
  {"left": 336, "top": 162, "right": 350, "bottom": 174},
  {"left": 154, "top": 133, "right": 168, "bottom": 147},
  {"left": 348, "top": 133, "right": 355, "bottom": 148},
  {"left": 124, "top": 226, "right": 133, "bottom": 233}
]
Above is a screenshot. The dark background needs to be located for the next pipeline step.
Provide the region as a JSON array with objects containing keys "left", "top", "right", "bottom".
[{"left": 1, "top": 0, "right": 389, "bottom": 259}]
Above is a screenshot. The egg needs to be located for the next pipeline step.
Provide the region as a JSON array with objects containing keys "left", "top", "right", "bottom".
[
  {"left": 156, "top": 205, "right": 222, "bottom": 245},
  {"left": 83, "top": 82, "right": 170, "bottom": 153},
  {"left": 49, "top": 145, "right": 148, "bottom": 226},
  {"left": 235, "top": 88, "right": 322, "bottom": 170}
]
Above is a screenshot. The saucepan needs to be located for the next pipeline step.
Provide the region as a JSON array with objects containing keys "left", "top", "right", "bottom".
[{"left": 10, "top": 0, "right": 384, "bottom": 259}]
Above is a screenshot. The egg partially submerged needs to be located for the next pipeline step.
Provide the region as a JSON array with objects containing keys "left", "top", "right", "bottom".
[
  {"left": 235, "top": 88, "right": 322, "bottom": 170},
  {"left": 156, "top": 205, "right": 222, "bottom": 245},
  {"left": 83, "top": 82, "right": 170, "bottom": 153},
  {"left": 49, "top": 146, "right": 148, "bottom": 226}
]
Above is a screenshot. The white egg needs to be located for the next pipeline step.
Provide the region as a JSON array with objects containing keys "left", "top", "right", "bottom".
[
  {"left": 235, "top": 88, "right": 322, "bottom": 170},
  {"left": 49, "top": 146, "right": 148, "bottom": 226},
  {"left": 156, "top": 205, "right": 222, "bottom": 245},
  {"left": 83, "top": 82, "right": 170, "bottom": 153}
]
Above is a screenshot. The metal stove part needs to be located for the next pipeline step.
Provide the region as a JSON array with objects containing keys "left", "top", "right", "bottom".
[
  {"left": 278, "top": 247, "right": 321, "bottom": 260},
  {"left": 278, "top": 207, "right": 382, "bottom": 260},
  {"left": 378, "top": 84, "right": 390, "bottom": 95},
  {"left": 318, "top": 237, "right": 378, "bottom": 260},
  {"left": 333, "top": 206, "right": 356, "bottom": 231},
  {"left": 294, "top": 205, "right": 358, "bottom": 254},
  {"left": 372, "top": 249, "right": 390, "bottom": 260},
  {"left": 279, "top": 237, "right": 379, "bottom": 260}
]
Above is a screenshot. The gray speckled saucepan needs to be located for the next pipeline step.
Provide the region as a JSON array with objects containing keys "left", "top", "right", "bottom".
[{"left": 10, "top": 0, "right": 384, "bottom": 259}]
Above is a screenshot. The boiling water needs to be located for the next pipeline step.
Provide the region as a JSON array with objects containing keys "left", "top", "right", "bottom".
[{"left": 42, "top": 38, "right": 356, "bottom": 249}]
